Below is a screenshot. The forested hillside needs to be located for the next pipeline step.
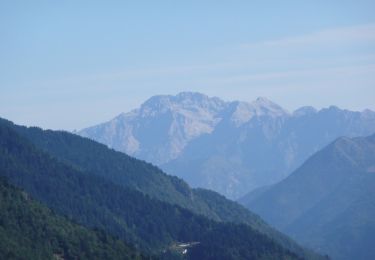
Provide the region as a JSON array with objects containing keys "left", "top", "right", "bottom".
[
  {"left": 0, "top": 177, "right": 143, "bottom": 259},
  {"left": 241, "top": 134, "right": 375, "bottom": 259},
  {"left": 0, "top": 120, "right": 306, "bottom": 259},
  {"left": 0, "top": 117, "right": 317, "bottom": 258}
]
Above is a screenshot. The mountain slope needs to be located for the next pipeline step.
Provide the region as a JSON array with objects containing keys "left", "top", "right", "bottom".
[
  {"left": 78, "top": 92, "right": 375, "bottom": 199},
  {"left": 0, "top": 120, "right": 307, "bottom": 259},
  {"left": 0, "top": 177, "right": 143, "bottom": 260},
  {"left": 241, "top": 134, "right": 375, "bottom": 259},
  {"left": 0, "top": 117, "right": 318, "bottom": 259},
  {"left": 79, "top": 92, "right": 227, "bottom": 165}
]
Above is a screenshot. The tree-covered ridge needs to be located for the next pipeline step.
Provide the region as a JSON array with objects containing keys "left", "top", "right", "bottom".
[
  {"left": 0, "top": 121, "right": 302, "bottom": 259},
  {"left": 0, "top": 118, "right": 319, "bottom": 259},
  {"left": 0, "top": 177, "right": 143, "bottom": 260},
  {"left": 242, "top": 134, "right": 375, "bottom": 259}
]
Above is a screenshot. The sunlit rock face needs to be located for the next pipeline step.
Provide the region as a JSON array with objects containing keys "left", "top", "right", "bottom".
[
  {"left": 79, "top": 92, "right": 375, "bottom": 199},
  {"left": 79, "top": 92, "right": 227, "bottom": 164}
]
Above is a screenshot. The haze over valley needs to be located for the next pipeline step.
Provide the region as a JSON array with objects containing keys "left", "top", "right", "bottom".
[
  {"left": 1, "top": 1, "right": 375, "bottom": 259},
  {"left": 79, "top": 92, "right": 375, "bottom": 199}
]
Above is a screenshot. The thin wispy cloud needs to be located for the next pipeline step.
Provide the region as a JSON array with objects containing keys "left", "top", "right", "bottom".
[
  {"left": 110, "top": 23, "right": 375, "bottom": 80},
  {"left": 198, "top": 64, "right": 375, "bottom": 86},
  {"left": 2, "top": 17, "right": 375, "bottom": 130},
  {"left": 12, "top": 23, "right": 375, "bottom": 92},
  {"left": 241, "top": 23, "right": 375, "bottom": 49}
]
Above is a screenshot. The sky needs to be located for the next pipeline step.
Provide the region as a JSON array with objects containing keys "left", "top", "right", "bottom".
[{"left": 1, "top": 1, "right": 375, "bottom": 130}]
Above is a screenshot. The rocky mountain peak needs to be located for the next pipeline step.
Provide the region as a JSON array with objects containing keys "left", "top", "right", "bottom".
[
  {"left": 139, "top": 92, "right": 227, "bottom": 117},
  {"left": 251, "top": 97, "right": 289, "bottom": 117},
  {"left": 230, "top": 98, "right": 289, "bottom": 126},
  {"left": 293, "top": 106, "right": 317, "bottom": 117}
]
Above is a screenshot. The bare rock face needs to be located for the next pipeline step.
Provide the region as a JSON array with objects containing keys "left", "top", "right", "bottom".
[
  {"left": 79, "top": 92, "right": 375, "bottom": 199},
  {"left": 79, "top": 92, "right": 227, "bottom": 165}
]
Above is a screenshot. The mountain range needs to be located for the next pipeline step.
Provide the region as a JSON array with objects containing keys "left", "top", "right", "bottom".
[
  {"left": 79, "top": 92, "right": 375, "bottom": 199},
  {"left": 239, "top": 133, "right": 375, "bottom": 260}
]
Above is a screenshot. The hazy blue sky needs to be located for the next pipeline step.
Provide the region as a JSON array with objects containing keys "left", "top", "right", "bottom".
[{"left": 1, "top": 1, "right": 375, "bottom": 130}]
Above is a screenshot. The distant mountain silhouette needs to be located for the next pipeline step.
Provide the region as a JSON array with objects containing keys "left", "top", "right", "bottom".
[
  {"left": 79, "top": 92, "right": 375, "bottom": 199},
  {"left": 240, "top": 133, "right": 375, "bottom": 260}
]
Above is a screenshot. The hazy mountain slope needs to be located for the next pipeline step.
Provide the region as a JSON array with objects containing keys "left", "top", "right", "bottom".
[
  {"left": 0, "top": 177, "right": 143, "bottom": 260},
  {"left": 7, "top": 118, "right": 248, "bottom": 222},
  {"left": 237, "top": 185, "right": 271, "bottom": 206},
  {"left": 0, "top": 118, "right": 318, "bottom": 259},
  {"left": 78, "top": 92, "right": 375, "bottom": 199},
  {"left": 287, "top": 181, "right": 375, "bottom": 260},
  {"left": 162, "top": 100, "right": 289, "bottom": 198},
  {"left": 241, "top": 134, "right": 375, "bottom": 259},
  {"left": 79, "top": 92, "right": 227, "bottom": 165},
  {"left": 0, "top": 122, "right": 305, "bottom": 260},
  {"left": 163, "top": 104, "right": 375, "bottom": 199}
]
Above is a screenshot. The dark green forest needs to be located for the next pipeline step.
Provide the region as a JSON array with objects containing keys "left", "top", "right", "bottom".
[
  {"left": 0, "top": 119, "right": 306, "bottom": 259},
  {"left": 0, "top": 176, "right": 143, "bottom": 259},
  {"left": 0, "top": 118, "right": 318, "bottom": 259}
]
